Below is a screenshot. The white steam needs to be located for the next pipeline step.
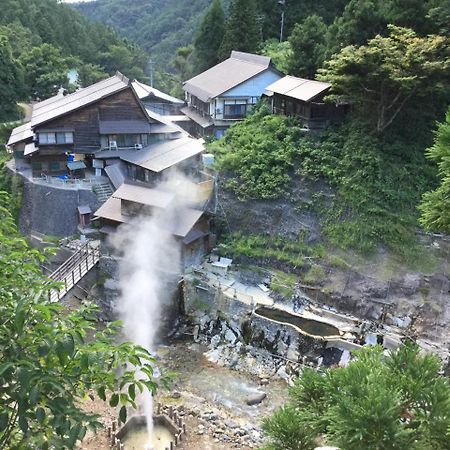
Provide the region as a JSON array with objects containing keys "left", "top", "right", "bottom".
[{"left": 110, "top": 171, "right": 200, "bottom": 445}]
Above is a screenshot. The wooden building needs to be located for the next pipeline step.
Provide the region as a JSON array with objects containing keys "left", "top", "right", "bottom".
[
  {"left": 94, "top": 181, "right": 212, "bottom": 268},
  {"left": 265, "top": 75, "right": 349, "bottom": 130},
  {"left": 182, "top": 51, "right": 282, "bottom": 138},
  {"left": 7, "top": 73, "right": 180, "bottom": 178}
]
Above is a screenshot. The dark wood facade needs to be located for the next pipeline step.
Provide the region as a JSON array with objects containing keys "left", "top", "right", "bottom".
[
  {"left": 272, "top": 94, "right": 349, "bottom": 130},
  {"left": 30, "top": 88, "right": 150, "bottom": 177}
]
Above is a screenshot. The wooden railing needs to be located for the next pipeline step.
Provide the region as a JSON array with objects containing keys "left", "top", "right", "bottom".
[{"left": 48, "top": 242, "right": 100, "bottom": 302}]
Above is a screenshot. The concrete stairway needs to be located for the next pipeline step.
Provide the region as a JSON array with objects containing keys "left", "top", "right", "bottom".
[{"left": 93, "top": 182, "right": 114, "bottom": 203}]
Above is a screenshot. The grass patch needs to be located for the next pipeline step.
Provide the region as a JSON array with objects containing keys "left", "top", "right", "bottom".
[
  {"left": 218, "top": 232, "right": 315, "bottom": 269},
  {"left": 303, "top": 265, "right": 326, "bottom": 285},
  {"left": 270, "top": 270, "right": 298, "bottom": 298}
]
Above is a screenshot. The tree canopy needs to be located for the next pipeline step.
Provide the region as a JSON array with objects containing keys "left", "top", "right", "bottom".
[
  {"left": 263, "top": 343, "right": 450, "bottom": 450},
  {"left": 318, "top": 26, "right": 450, "bottom": 132},
  {"left": 193, "top": 0, "right": 226, "bottom": 73},
  {"left": 0, "top": 193, "right": 157, "bottom": 448},
  {"left": 218, "top": 0, "right": 262, "bottom": 60},
  {"left": 419, "top": 108, "right": 450, "bottom": 233}
]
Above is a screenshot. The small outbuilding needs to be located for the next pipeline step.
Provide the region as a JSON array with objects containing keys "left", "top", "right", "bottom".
[{"left": 265, "top": 75, "right": 350, "bottom": 130}]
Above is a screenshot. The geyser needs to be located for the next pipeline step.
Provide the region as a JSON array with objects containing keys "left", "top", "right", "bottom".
[{"left": 111, "top": 173, "right": 198, "bottom": 444}]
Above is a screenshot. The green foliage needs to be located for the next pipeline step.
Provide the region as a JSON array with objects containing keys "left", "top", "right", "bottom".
[
  {"left": 260, "top": 39, "right": 291, "bottom": 74},
  {"left": 0, "top": 36, "right": 22, "bottom": 121},
  {"left": 419, "top": 108, "right": 450, "bottom": 233},
  {"left": 319, "top": 25, "right": 450, "bottom": 132},
  {"left": 288, "top": 15, "right": 327, "bottom": 78},
  {"left": 19, "top": 44, "right": 69, "bottom": 99},
  {"left": 218, "top": 232, "right": 313, "bottom": 269},
  {"left": 0, "top": 192, "right": 158, "bottom": 448},
  {"left": 210, "top": 105, "right": 301, "bottom": 199},
  {"left": 303, "top": 265, "right": 326, "bottom": 285},
  {"left": 77, "top": 63, "right": 109, "bottom": 87},
  {"left": 218, "top": 0, "right": 262, "bottom": 60},
  {"left": 263, "top": 344, "right": 450, "bottom": 450},
  {"left": 270, "top": 270, "right": 298, "bottom": 298},
  {"left": 193, "top": 0, "right": 226, "bottom": 73}
]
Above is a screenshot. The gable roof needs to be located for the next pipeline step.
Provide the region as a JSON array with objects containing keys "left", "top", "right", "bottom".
[
  {"left": 117, "top": 137, "right": 204, "bottom": 173},
  {"left": 31, "top": 73, "right": 131, "bottom": 127},
  {"left": 132, "top": 80, "right": 184, "bottom": 104},
  {"left": 265, "top": 76, "right": 331, "bottom": 102},
  {"left": 183, "top": 51, "right": 273, "bottom": 102}
]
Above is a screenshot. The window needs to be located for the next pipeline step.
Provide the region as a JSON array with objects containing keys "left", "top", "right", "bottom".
[
  {"left": 39, "top": 132, "right": 73, "bottom": 145},
  {"left": 224, "top": 100, "right": 247, "bottom": 119},
  {"left": 108, "top": 134, "right": 143, "bottom": 148},
  {"left": 32, "top": 162, "right": 42, "bottom": 170},
  {"left": 49, "top": 162, "right": 60, "bottom": 171}
]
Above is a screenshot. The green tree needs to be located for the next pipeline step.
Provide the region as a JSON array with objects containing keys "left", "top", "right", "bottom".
[
  {"left": 288, "top": 15, "right": 327, "bottom": 78},
  {"left": 193, "top": 0, "right": 225, "bottom": 73},
  {"left": 419, "top": 109, "right": 450, "bottom": 233},
  {"left": 325, "top": 0, "right": 386, "bottom": 57},
  {"left": 77, "top": 63, "right": 108, "bottom": 87},
  {"left": 0, "top": 35, "right": 22, "bottom": 121},
  {"left": 318, "top": 26, "right": 450, "bottom": 132},
  {"left": 19, "top": 44, "right": 69, "bottom": 100},
  {"left": 172, "top": 45, "right": 195, "bottom": 82},
  {"left": 263, "top": 344, "right": 450, "bottom": 450},
  {"left": 218, "top": 0, "right": 262, "bottom": 60},
  {"left": 260, "top": 39, "right": 291, "bottom": 74},
  {"left": 0, "top": 193, "right": 157, "bottom": 448}
]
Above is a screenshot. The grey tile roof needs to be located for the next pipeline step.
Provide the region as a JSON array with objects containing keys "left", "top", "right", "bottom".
[
  {"left": 265, "top": 76, "right": 331, "bottom": 102},
  {"left": 183, "top": 51, "right": 273, "bottom": 102},
  {"left": 119, "top": 137, "right": 204, "bottom": 173}
]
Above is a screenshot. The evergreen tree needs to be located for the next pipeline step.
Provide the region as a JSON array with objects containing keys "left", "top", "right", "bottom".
[
  {"left": 219, "top": 0, "right": 261, "bottom": 60},
  {"left": 288, "top": 15, "right": 327, "bottom": 78},
  {"left": 0, "top": 35, "right": 22, "bottom": 121},
  {"left": 193, "top": 0, "right": 225, "bottom": 73},
  {"left": 419, "top": 109, "right": 450, "bottom": 233}
]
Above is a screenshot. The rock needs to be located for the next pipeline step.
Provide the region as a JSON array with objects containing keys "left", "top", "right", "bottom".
[
  {"left": 259, "top": 378, "right": 269, "bottom": 386},
  {"left": 245, "top": 392, "right": 266, "bottom": 406},
  {"left": 210, "top": 334, "right": 221, "bottom": 349},
  {"left": 193, "top": 325, "right": 200, "bottom": 342},
  {"left": 171, "top": 391, "right": 181, "bottom": 399},
  {"left": 224, "top": 328, "right": 237, "bottom": 344},
  {"left": 225, "top": 419, "right": 239, "bottom": 429}
]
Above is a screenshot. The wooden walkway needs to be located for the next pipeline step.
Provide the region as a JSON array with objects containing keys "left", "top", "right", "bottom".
[{"left": 48, "top": 242, "right": 100, "bottom": 302}]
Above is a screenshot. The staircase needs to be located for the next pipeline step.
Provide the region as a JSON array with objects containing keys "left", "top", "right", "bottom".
[
  {"left": 48, "top": 242, "right": 100, "bottom": 302},
  {"left": 93, "top": 182, "right": 114, "bottom": 203}
]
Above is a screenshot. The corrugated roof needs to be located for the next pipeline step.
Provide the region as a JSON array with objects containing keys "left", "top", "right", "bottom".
[
  {"left": 180, "top": 107, "right": 213, "bottom": 128},
  {"left": 30, "top": 73, "right": 130, "bottom": 127},
  {"left": 120, "top": 137, "right": 204, "bottom": 173},
  {"left": 99, "top": 120, "right": 152, "bottom": 134},
  {"left": 94, "top": 197, "right": 126, "bottom": 224},
  {"left": 24, "top": 142, "right": 38, "bottom": 156},
  {"left": 67, "top": 160, "right": 86, "bottom": 170},
  {"left": 7, "top": 122, "right": 33, "bottom": 146},
  {"left": 77, "top": 205, "right": 92, "bottom": 214},
  {"left": 146, "top": 108, "right": 187, "bottom": 135},
  {"left": 104, "top": 162, "right": 126, "bottom": 189},
  {"left": 132, "top": 80, "right": 184, "bottom": 104},
  {"left": 183, "top": 51, "right": 272, "bottom": 102},
  {"left": 94, "top": 194, "right": 204, "bottom": 238},
  {"left": 265, "top": 76, "right": 331, "bottom": 102},
  {"left": 112, "top": 183, "right": 175, "bottom": 208}
]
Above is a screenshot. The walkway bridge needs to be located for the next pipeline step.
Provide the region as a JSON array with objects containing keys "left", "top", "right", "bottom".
[{"left": 48, "top": 241, "right": 100, "bottom": 302}]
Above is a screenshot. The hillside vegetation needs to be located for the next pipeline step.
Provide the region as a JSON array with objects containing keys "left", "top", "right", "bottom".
[{"left": 0, "top": 0, "right": 149, "bottom": 119}]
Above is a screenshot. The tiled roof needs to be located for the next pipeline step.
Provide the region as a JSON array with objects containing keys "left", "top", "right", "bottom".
[{"left": 183, "top": 51, "right": 273, "bottom": 102}]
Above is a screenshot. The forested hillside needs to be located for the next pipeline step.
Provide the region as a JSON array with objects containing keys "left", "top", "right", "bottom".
[{"left": 0, "top": 0, "right": 149, "bottom": 120}]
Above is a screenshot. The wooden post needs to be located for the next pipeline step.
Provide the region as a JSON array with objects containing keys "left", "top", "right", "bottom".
[{"left": 182, "top": 423, "right": 186, "bottom": 434}]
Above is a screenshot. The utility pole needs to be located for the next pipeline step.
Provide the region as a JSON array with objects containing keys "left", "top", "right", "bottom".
[{"left": 279, "top": 0, "right": 286, "bottom": 42}]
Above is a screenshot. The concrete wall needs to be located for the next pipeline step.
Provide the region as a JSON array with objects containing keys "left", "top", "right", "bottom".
[{"left": 18, "top": 175, "right": 100, "bottom": 237}]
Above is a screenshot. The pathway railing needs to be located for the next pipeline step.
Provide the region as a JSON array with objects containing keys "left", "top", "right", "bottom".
[{"left": 48, "top": 242, "right": 100, "bottom": 302}]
